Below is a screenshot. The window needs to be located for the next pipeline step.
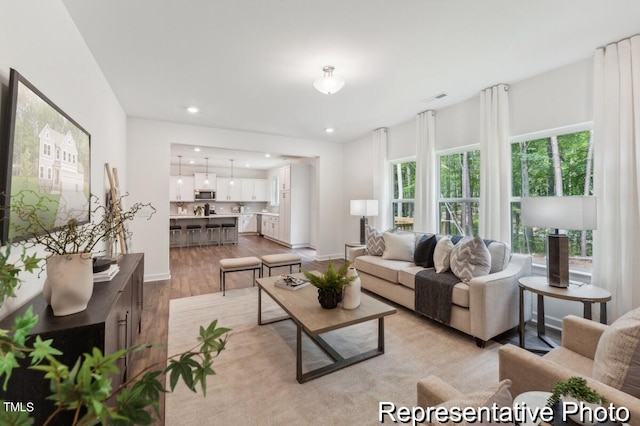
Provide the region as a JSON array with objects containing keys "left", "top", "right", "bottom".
[
  {"left": 511, "top": 127, "right": 594, "bottom": 272},
  {"left": 391, "top": 160, "right": 415, "bottom": 230},
  {"left": 438, "top": 149, "right": 481, "bottom": 236},
  {"left": 39, "top": 166, "right": 44, "bottom": 179},
  {"left": 47, "top": 167, "right": 52, "bottom": 180},
  {"left": 43, "top": 143, "right": 51, "bottom": 156}
]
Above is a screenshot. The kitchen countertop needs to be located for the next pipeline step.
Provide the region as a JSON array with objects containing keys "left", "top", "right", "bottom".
[
  {"left": 169, "top": 214, "right": 240, "bottom": 219},
  {"left": 258, "top": 212, "right": 279, "bottom": 216}
]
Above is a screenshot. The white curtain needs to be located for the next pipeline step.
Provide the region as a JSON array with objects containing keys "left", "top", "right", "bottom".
[
  {"left": 479, "top": 84, "right": 511, "bottom": 242},
  {"left": 414, "top": 111, "right": 437, "bottom": 233},
  {"left": 372, "top": 128, "right": 391, "bottom": 229},
  {"left": 592, "top": 35, "right": 640, "bottom": 320}
]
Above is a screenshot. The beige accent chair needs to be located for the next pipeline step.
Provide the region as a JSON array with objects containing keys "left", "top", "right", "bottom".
[{"left": 499, "top": 315, "right": 640, "bottom": 425}]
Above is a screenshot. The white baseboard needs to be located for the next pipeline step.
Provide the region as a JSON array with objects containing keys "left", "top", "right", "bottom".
[
  {"left": 316, "top": 252, "right": 343, "bottom": 261},
  {"left": 144, "top": 272, "right": 171, "bottom": 282}
]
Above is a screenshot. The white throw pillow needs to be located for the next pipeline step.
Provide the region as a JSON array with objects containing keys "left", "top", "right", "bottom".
[
  {"left": 381, "top": 231, "right": 415, "bottom": 261},
  {"left": 449, "top": 237, "right": 492, "bottom": 283},
  {"left": 433, "top": 237, "right": 454, "bottom": 273}
]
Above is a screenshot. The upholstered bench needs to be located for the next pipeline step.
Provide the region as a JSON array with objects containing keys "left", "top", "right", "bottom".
[
  {"left": 261, "top": 253, "right": 302, "bottom": 276},
  {"left": 219, "top": 256, "right": 262, "bottom": 296}
]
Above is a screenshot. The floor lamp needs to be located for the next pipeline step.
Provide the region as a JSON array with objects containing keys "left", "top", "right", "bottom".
[
  {"left": 350, "top": 200, "right": 379, "bottom": 244},
  {"left": 520, "top": 196, "right": 597, "bottom": 287}
]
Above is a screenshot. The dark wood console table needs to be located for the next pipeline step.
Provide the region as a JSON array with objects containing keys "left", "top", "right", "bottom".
[{"left": 0, "top": 253, "right": 144, "bottom": 425}]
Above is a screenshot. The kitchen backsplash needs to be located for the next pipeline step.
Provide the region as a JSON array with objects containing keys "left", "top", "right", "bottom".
[{"left": 170, "top": 201, "right": 269, "bottom": 215}]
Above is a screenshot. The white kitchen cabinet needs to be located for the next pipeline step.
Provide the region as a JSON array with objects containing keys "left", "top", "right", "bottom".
[
  {"left": 241, "top": 179, "right": 268, "bottom": 202},
  {"left": 216, "top": 177, "right": 242, "bottom": 201},
  {"left": 278, "top": 165, "right": 291, "bottom": 191},
  {"left": 238, "top": 214, "right": 257, "bottom": 233},
  {"left": 278, "top": 191, "right": 291, "bottom": 243},
  {"left": 194, "top": 172, "right": 216, "bottom": 190},
  {"left": 261, "top": 215, "right": 279, "bottom": 240},
  {"left": 170, "top": 175, "right": 195, "bottom": 202}
]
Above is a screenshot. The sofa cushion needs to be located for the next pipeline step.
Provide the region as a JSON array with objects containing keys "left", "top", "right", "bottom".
[
  {"left": 354, "top": 255, "right": 412, "bottom": 284},
  {"left": 414, "top": 234, "right": 437, "bottom": 268},
  {"left": 450, "top": 237, "right": 492, "bottom": 283},
  {"left": 429, "top": 379, "right": 513, "bottom": 425},
  {"left": 382, "top": 231, "right": 415, "bottom": 261},
  {"left": 398, "top": 266, "right": 470, "bottom": 308},
  {"left": 364, "top": 225, "right": 385, "bottom": 256},
  {"left": 434, "top": 237, "right": 454, "bottom": 273},
  {"left": 592, "top": 307, "right": 640, "bottom": 398}
]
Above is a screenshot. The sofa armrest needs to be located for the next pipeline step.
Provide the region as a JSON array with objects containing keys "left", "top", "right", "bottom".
[
  {"left": 499, "top": 344, "right": 640, "bottom": 425},
  {"left": 417, "top": 375, "right": 464, "bottom": 407},
  {"left": 349, "top": 247, "right": 366, "bottom": 262},
  {"left": 561, "top": 315, "right": 607, "bottom": 359},
  {"left": 468, "top": 254, "right": 532, "bottom": 341}
]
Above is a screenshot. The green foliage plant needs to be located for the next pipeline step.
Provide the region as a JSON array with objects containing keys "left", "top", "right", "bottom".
[
  {"left": 302, "top": 260, "right": 356, "bottom": 294},
  {"left": 546, "top": 376, "right": 606, "bottom": 407}
]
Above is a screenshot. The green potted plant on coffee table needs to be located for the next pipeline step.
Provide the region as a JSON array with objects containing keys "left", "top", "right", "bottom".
[{"left": 303, "top": 260, "right": 356, "bottom": 309}]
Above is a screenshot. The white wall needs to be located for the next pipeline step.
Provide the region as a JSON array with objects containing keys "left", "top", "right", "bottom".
[
  {"left": 127, "top": 118, "right": 345, "bottom": 280},
  {"left": 0, "top": 1, "right": 127, "bottom": 319}
]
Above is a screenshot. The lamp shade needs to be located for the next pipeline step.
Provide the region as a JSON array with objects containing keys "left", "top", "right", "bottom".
[
  {"left": 520, "top": 196, "right": 597, "bottom": 231},
  {"left": 350, "top": 199, "right": 379, "bottom": 217}
]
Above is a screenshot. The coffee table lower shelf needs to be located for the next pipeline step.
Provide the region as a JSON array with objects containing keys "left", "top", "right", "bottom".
[{"left": 257, "top": 274, "right": 395, "bottom": 384}]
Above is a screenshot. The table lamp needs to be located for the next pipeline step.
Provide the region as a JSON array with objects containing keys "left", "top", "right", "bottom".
[
  {"left": 520, "top": 196, "right": 597, "bottom": 287},
  {"left": 350, "top": 200, "right": 379, "bottom": 244}
]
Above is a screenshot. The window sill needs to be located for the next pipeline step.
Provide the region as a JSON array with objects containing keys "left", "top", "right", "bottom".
[{"left": 530, "top": 262, "right": 592, "bottom": 285}]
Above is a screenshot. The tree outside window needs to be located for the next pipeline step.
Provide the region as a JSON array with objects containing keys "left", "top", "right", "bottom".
[
  {"left": 438, "top": 149, "right": 480, "bottom": 236},
  {"left": 511, "top": 129, "right": 594, "bottom": 271},
  {"left": 392, "top": 160, "right": 415, "bottom": 230}
]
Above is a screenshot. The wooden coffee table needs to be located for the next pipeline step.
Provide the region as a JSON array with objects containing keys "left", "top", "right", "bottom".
[{"left": 256, "top": 273, "right": 397, "bottom": 383}]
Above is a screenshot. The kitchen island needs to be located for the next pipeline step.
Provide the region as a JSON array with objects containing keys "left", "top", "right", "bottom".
[{"left": 169, "top": 214, "right": 239, "bottom": 245}]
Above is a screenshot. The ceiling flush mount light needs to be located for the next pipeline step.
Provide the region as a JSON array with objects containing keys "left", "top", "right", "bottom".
[
  {"left": 313, "top": 66, "right": 345, "bottom": 95},
  {"left": 325, "top": 128, "right": 334, "bottom": 133},
  {"left": 186, "top": 106, "right": 199, "bottom": 113},
  {"left": 193, "top": 147, "right": 201, "bottom": 152},
  {"left": 265, "top": 153, "right": 271, "bottom": 158}
]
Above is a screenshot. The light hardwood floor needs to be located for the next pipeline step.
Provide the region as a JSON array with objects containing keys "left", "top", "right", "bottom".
[{"left": 129, "top": 235, "right": 342, "bottom": 424}]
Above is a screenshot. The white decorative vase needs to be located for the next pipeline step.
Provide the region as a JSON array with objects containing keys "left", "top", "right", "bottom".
[
  {"left": 561, "top": 396, "right": 599, "bottom": 426},
  {"left": 43, "top": 254, "right": 94, "bottom": 316},
  {"left": 343, "top": 267, "right": 361, "bottom": 310}
]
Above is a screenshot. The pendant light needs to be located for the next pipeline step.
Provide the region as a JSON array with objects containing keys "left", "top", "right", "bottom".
[
  {"left": 313, "top": 66, "right": 345, "bottom": 95},
  {"left": 230, "top": 159, "right": 234, "bottom": 185},
  {"left": 177, "top": 155, "right": 183, "bottom": 185},
  {"left": 204, "top": 157, "right": 210, "bottom": 187}
]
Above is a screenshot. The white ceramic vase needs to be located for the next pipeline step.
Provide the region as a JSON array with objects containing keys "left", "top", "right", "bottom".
[
  {"left": 43, "top": 254, "right": 94, "bottom": 316},
  {"left": 561, "top": 396, "right": 600, "bottom": 426},
  {"left": 342, "top": 267, "right": 361, "bottom": 310}
]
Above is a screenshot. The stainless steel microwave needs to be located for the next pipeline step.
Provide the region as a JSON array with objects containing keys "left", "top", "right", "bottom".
[{"left": 194, "top": 190, "right": 216, "bottom": 200}]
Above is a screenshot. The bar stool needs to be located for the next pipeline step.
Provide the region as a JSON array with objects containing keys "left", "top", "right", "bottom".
[
  {"left": 205, "top": 223, "right": 221, "bottom": 246},
  {"left": 221, "top": 223, "right": 236, "bottom": 245},
  {"left": 169, "top": 225, "right": 183, "bottom": 248},
  {"left": 186, "top": 224, "right": 203, "bottom": 247}
]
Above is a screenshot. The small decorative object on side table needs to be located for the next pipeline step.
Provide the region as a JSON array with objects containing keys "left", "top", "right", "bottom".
[{"left": 518, "top": 276, "right": 612, "bottom": 352}]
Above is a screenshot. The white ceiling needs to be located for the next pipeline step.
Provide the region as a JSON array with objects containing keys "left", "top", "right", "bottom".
[
  {"left": 171, "top": 144, "right": 306, "bottom": 170},
  {"left": 62, "top": 0, "right": 640, "bottom": 163}
]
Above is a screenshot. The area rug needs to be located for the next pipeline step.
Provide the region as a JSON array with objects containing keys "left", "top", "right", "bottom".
[{"left": 166, "top": 287, "right": 502, "bottom": 425}]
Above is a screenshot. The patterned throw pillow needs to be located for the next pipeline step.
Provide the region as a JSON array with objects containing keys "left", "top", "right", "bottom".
[
  {"left": 449, "top": 237, "right": 492, "bottom": 283},
  {"left": 365, "top": 225, "right": 385, "bottom": 256},
  {"left": 433, "top": 237, "right": 454, "bottom": 273},
  {"left": 592, "top": 307, "right": 640, "bottom": 398}
]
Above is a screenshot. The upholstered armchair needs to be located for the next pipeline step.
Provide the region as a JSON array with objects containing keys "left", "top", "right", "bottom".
[{"left": 499, "top": 312, "right": 640, "bottom": 425}]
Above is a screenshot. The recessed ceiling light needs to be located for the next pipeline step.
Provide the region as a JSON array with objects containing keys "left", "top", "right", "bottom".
[
  {"left": 189, "top": 160, "right": 195, "bottom": 164},
  {"left": 245, "top": 164, "right": 250, "bottom": 168},
  {"left": 194, "top": 147, "right": 201, "bottom": 152},
  {"left": 186, "top": 106, "right": 199, "bottom": 113},
  {"left": 265, "top": 153, "right": 271, "bottom": 158},
  {"left": 325, "top": 128, "right": 334, "bottom": 133}
]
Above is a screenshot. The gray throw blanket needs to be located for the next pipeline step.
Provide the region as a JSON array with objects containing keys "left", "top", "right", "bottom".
[{"left": 414, "top": 269, "right": 461, "bottom": 325}]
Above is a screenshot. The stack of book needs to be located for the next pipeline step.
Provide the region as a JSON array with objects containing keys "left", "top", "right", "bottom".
[
  {"left": 274, "top": 275, "right": 310, "bottom": 291},
  {"left": 93, "top": 264, "right": 120, "bottom": 283}
]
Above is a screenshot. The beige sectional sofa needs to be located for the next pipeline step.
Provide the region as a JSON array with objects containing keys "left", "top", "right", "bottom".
[{"left": 351, "top": 232, "right": 532, "bottom": 346}]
